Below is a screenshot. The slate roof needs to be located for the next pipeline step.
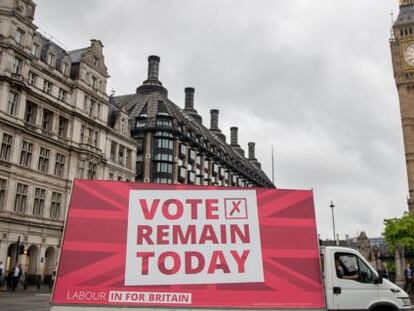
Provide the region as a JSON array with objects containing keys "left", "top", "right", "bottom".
[
  {"left": 114, "top": 83, "right": 273, "bottom": 187},
  {"left": 34, "top": 31, "right": 68, "bottom": 60},
  {"left": 68, "top": 48, "right": 88, "bottom": 63},
  {"left": 395, "top": 4, "right": 414, "bottom": 26}
]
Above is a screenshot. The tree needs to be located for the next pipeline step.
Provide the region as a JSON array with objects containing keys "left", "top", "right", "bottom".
[{"left": 383, "top": 212, "right": 414, "bottom": 253}]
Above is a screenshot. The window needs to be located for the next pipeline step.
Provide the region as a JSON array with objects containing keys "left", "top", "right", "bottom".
[
  {"left": 179, "top": 144, "right": 186, "bottom": 158},
  {"left": 0, "top": 178, "right": 6, "bottom": 209},
  {"left": 46, "top": 53, "right": 55, "bottom": 67},
  {"left": 58, "top": 88, "right": 67, "bottom": 102},
  {"left": 94, "top": 131, "right": 98, "bottom": 146},
  {"left": 154, "top": 138, "right": 173, "bottom": 149},
  {"left": 62, "top": 62, "right": 69, "bottom": 75},
  {"left": 335, "top": 253, "right": 374, "bottom": 283},
  {"left": 154, "top": 131, "right": 173, "bottom": 138},
  {"left": 50, "top": 192, "right": 61, "bottom": 220},
  {"left": 196, "top": 155, "right": 202, "bottom": 166},
  {"left": 13, "top": 57, "right": 22, "bottom": 74},
  {"left": 92, "top": 76, "right": 97, "bottom": 88},
  {"left": 54, "top": 153, "right": 65, "bottom": 177},
  {"left": 136, "top": 118, "right": 147, "bottom": 128},
  {"left": 87, "top": 162, "right": 97, "bottom": 179},
  {"left": 38, "top": 147, "right": 50, "bottom": 173},
  {"left": 14, "top": 183, "right": 28, "bottom": 214},
  {"left": 31, "top": 43, "right": 39, "bottom": 57},
  {"left": 118, "top": 145, "right": 125, "bottom": 165},
  {"left": 155, "top": 162, "right": 173, "bottom": 174},
  {"left": 87, "top": 128, "right": 93, "bottom": 144},
  {"left": 121, "top": 118, "right": 126, "bottom": 133},
  {"left": 80, "top": 125, "right": 85, "bottom": 143},
  {"left": 117, "top": 176, "right": 122, "bottom": 181},
  {"left": 89, "top": 100, "right": 95, "bottom": 116},
  {"left": 42, "top": 109, "right": 54, "bottom": 132},
  {"left": 156, "top": 118, "right": 172, "bottom": 128},
  {"left": 358, "top": 258, "right": 373, "bottom": 283},
  {"left": 0, "top": 134, "right": 13, "bottom": 161},
  {"left": 109, "top": 172, "right": 114, "bottom": 180},
  {"left": 58, "top": 117, "right": 68, "bottom": 137},
  {"left": 43, "top": 80, "right": 53, "bottom": 94},
  {"left": 110, "top": 141, "right": 117, "bottom": 162},
  {"left": 15, "top": 29, "right": 24, "bottom": 44},
  {"left": 20, "top": 141, "right": 33, "bottom": 167},
  {"left": 97, "top": 103, "right": 101, "bottom": 119},
  {"left": 7, "top": 91, "right": 18, "bottom": 116},
  {"left": 83, "top": 95, "right": 89, "bottom": 111},
  {"left": 28, "top": 71, "right": 37, "bottom": 86},
  {"left": 154, "top": 153, "right": 173, "bottom": 162},
  {"left": 33, "top": 187, "right": 45, "bottom": 217},
  {"left": 154, "top": 177, "right": 172, "bottom": 184},
  {"left": 126, "top": 149, "right": 132, "bottom": 169}
]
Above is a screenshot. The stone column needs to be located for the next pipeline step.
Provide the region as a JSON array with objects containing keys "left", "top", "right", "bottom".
[
  {"left": 39, "top": 245, "right": 46, "bottom": 282},
  {"left": 395, "top": 246, "right": 404, "bottom": 284},
  {"left": 0, "top": 241, "right": 8, "bottom": 267}
]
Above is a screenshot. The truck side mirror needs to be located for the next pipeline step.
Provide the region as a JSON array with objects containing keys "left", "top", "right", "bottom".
[{"left": 374, "top": 270, "right": 383, "bottom": 284}]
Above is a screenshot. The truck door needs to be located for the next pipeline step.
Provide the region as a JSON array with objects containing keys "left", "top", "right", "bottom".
[{"left": 332, "top": 252, "right": 378, "bottom": 310}]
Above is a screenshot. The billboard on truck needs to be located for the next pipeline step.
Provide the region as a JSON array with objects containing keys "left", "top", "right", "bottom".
[{"left": 52, "top": 180, "right": 325, "bottom": 309}]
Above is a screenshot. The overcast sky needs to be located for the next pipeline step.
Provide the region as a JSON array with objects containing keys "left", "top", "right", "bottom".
[{"left": 34, "top": 0, "right": 405, "bottom": 239}]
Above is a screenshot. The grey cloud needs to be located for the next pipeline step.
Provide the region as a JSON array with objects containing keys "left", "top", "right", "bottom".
[{"left": 35, "top": 0, "right": 406, "bottom": 239}]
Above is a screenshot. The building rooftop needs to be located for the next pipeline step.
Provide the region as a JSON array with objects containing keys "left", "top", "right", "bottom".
[{"left": 114, "top": 56, "right": 273, "bottom": 187}]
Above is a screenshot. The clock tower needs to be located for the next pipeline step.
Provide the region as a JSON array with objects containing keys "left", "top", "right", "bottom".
[{"left": 391, "top": 0, "right": 414, "bottom": 213}]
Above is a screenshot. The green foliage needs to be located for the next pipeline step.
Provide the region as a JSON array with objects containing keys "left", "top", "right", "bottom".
[{"left": 383, "top": 212, "right": 414, "bottom": 252}]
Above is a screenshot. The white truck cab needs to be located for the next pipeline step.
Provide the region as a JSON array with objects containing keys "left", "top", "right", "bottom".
[{"left": 322, "top": 246, "right": 411, "bottom": 311}]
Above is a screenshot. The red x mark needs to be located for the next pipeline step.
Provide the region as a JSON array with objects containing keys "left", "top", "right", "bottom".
[{"left": 230, "top": 200, "right": 242, "bottom": 216}]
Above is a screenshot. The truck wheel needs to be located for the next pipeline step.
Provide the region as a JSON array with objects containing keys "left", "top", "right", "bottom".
[{"left": 371, "top": 305, "right": 397, "bottom": 311}]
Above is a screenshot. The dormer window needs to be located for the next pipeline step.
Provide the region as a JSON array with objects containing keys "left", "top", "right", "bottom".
[
  {"left": 93, "top": 57, "right": 98, "bottom": 66},
  {"left": 136, "top": 117, "right": 147, "bottom": 128},
  {"left": 15, "top": 29, "right": 24, "bottom": 44},
  {"left": 47, "top": 53, "right": 55, "bottom": 67},
  {"left": 31, "top": 43, "right": 39, "bottom": 57},
  {"left": 62, "top": 62, "right": 69, "bottom": 75}
]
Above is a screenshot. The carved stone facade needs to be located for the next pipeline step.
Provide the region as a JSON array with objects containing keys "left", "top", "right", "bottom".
[{"left": 0, "top": 0, "right": 135, "bottom": 284}]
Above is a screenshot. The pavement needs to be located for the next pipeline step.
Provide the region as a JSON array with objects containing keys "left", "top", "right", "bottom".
[
  {"left": 0, "top": 287, "right": 51, "bottom": 311},
  {"left": 0, "top": 288, "right": 413, "bottom": 311}
]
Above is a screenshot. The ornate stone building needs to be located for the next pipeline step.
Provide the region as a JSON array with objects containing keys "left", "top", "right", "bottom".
[
  {"left": 390, "top": 0, "right": 414, "bottom": 213},
  {"left": 0, "top": 0, "right": 272, "bottom": 285},
  {"left": 115, "top": 56, "right": 273, "bottom": 188},
  {"left": 0, "top": 0, "right": 136, "bottom": 284}
]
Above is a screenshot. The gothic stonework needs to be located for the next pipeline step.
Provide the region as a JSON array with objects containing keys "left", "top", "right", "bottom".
[{"left": 391, "top": 1, "right": 414, "bottom": 213}]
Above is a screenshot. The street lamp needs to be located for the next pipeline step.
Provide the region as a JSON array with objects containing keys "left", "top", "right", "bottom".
[{"left": 329, "top": 201, "right": 337, "bottom": 245}]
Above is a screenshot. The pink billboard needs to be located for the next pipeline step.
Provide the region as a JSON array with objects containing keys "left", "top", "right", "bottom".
[{"left": 52, "top": 180, "right": 325, "bottom": 309}]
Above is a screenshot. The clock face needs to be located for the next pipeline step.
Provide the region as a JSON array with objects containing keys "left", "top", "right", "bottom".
[{"left": 404, "top": 43, "right": 414, "bottom": 67}]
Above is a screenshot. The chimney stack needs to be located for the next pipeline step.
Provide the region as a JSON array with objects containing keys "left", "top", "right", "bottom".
[
  {"left": 183, "top": 87, "right": 202, "bottom": 124},
  {"left": 230, "top": 127, "right": 239, "bottom": 146},
  {"left": 248, "top": 142, "right": 256, "bottom": 160},
  {"left": 137, "top": 55, "right": 166, "bottom": 95},
  {"left": 185, "top": 87, "right": 195, "bottom": 110},
  {"left": 147, "top": 55, "right": 160, "bottom": 80},
  {"left": 210, "top": 109, "right": 219, "bottom": 130}
]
